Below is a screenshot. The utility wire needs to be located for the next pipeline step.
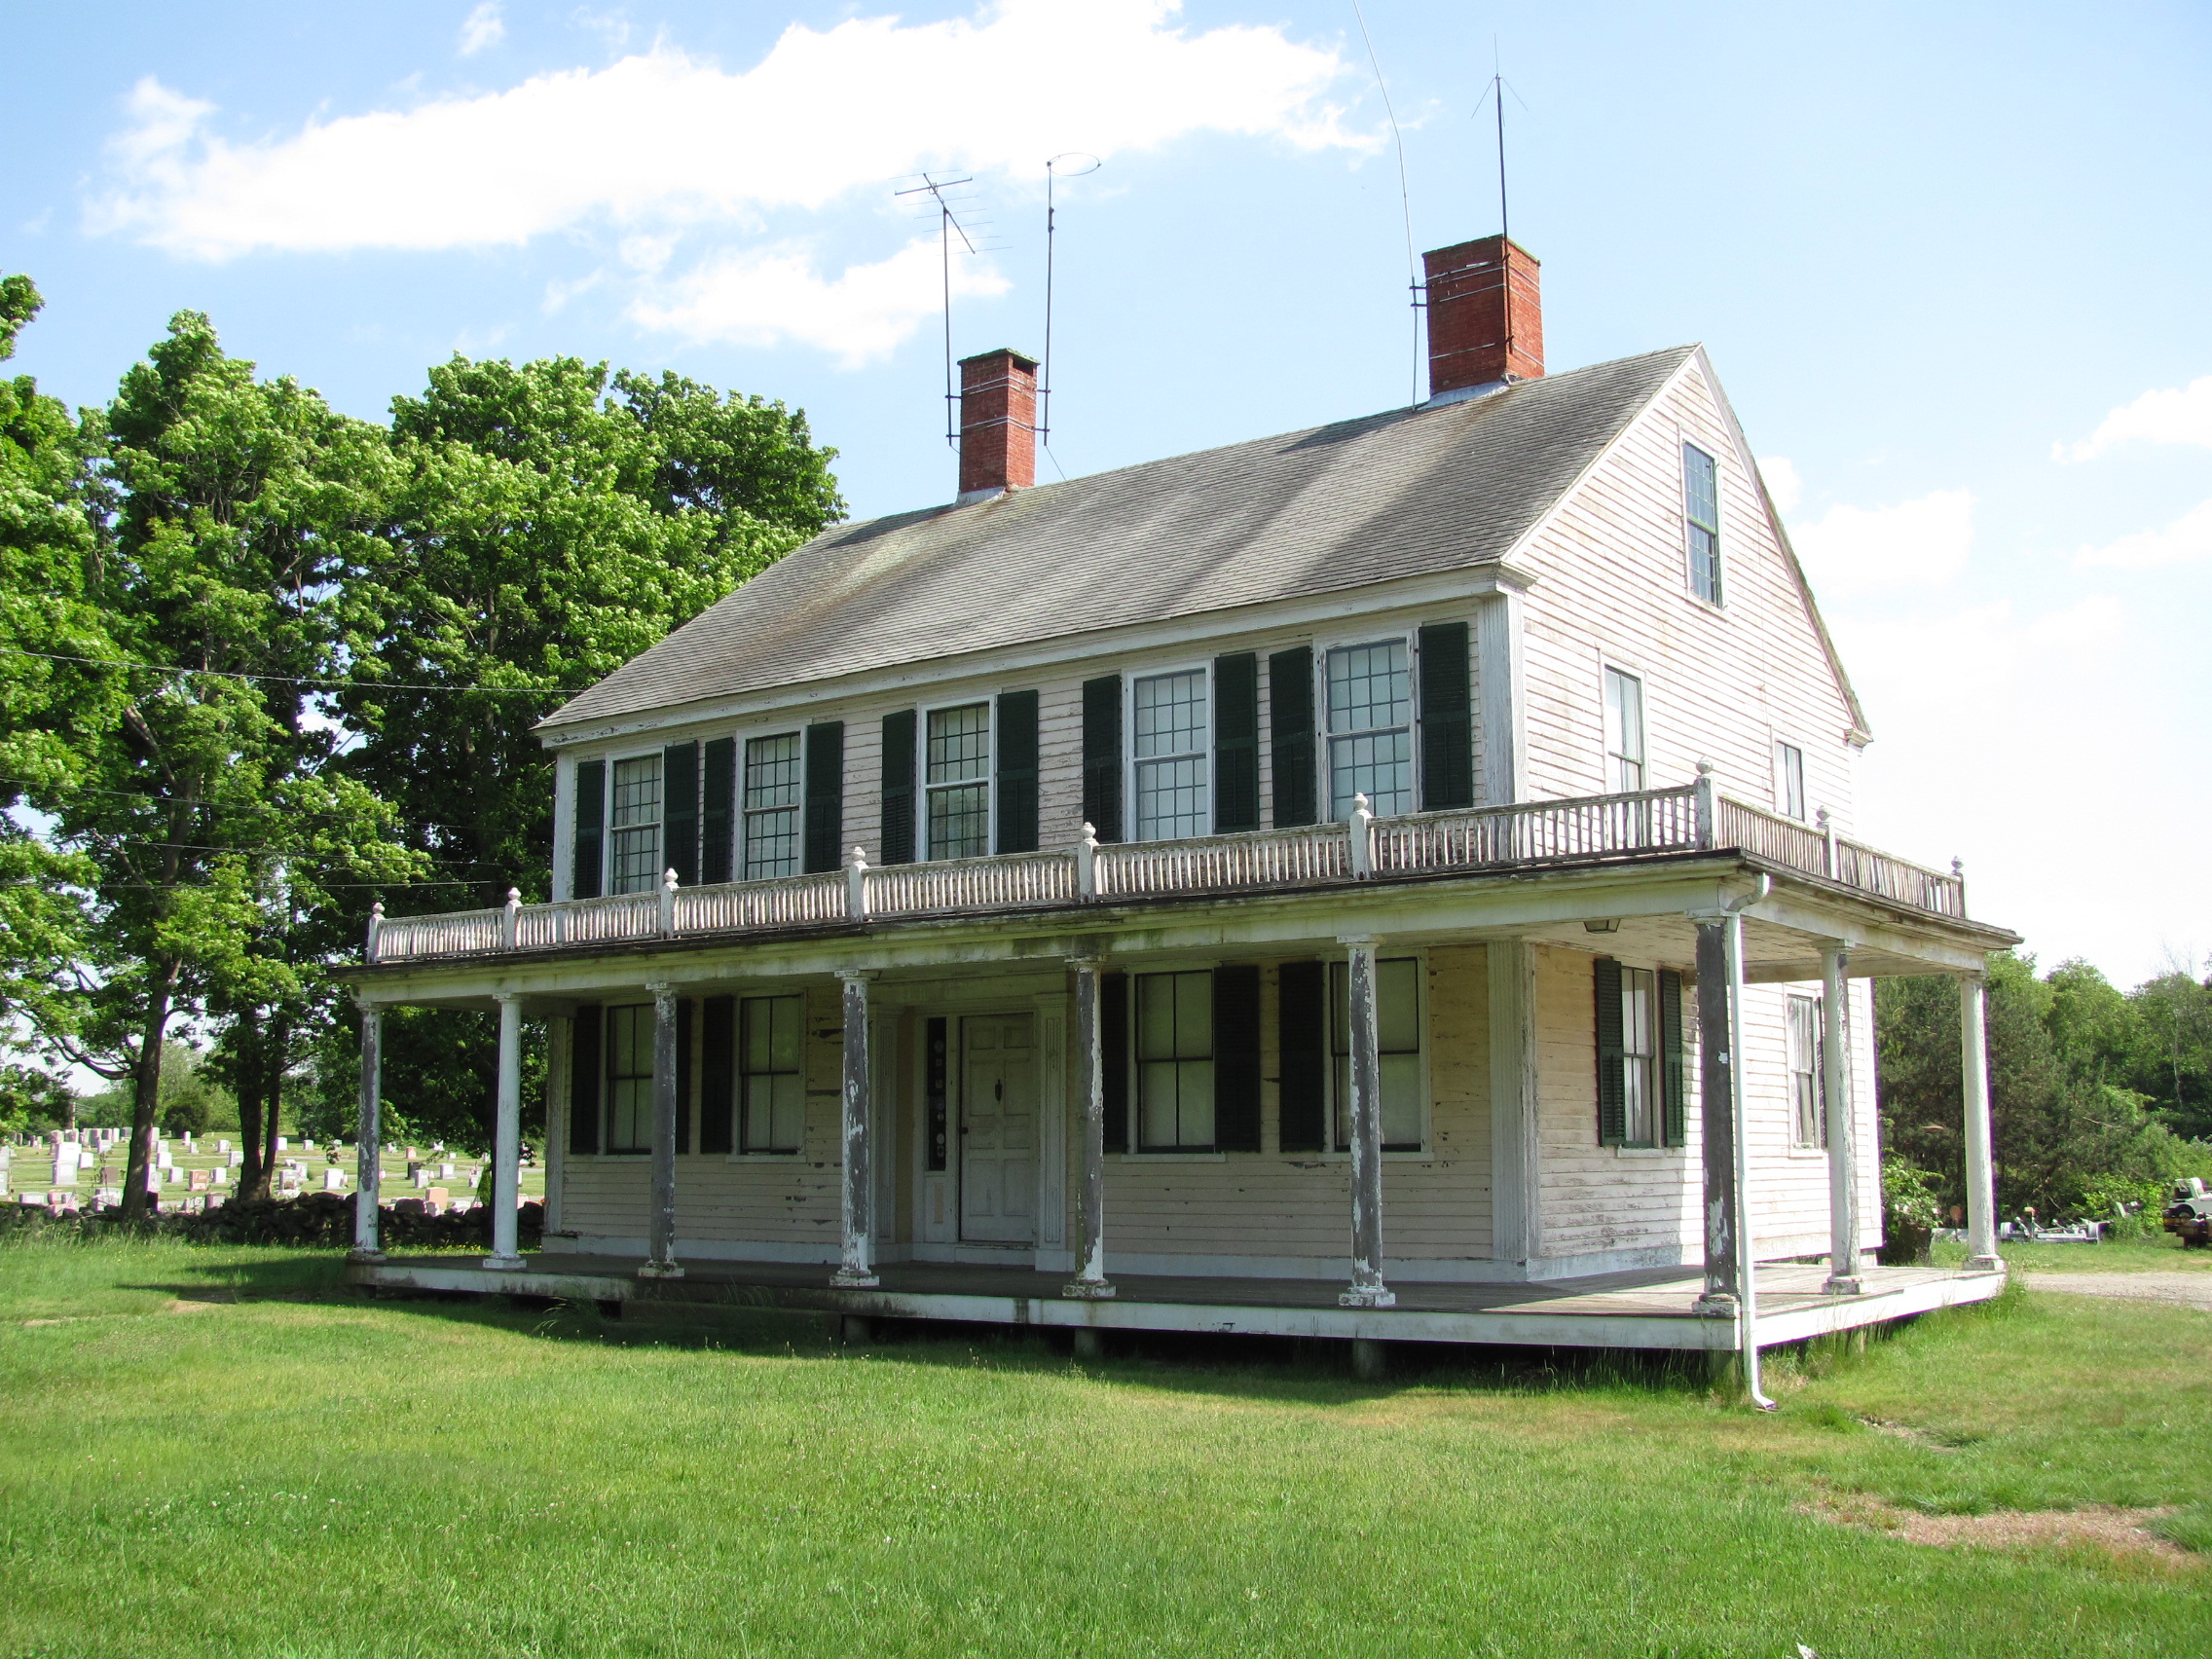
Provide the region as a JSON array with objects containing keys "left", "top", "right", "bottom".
[{"left": 0, "top": 646, "right": 584, "bottom": 697}]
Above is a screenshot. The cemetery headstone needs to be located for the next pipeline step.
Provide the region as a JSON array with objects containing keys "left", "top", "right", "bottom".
[
  {"left": 189, "top": 1169, "right": 210, "bottom": 1192},
  {"left": 322, "top": 1167, "right": 346, "bottom": 1192}
]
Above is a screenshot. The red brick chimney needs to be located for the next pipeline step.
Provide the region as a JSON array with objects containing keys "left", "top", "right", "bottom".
[
  {"left": 957, "top": 348, "right": 1038, "bottom": 499},
  {"left": 1423, "top": 236, "right": 1543, "bottom": 400}
]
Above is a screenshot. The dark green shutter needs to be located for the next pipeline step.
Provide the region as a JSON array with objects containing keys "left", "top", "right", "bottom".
[
  {"left": 569, "top": 1006, "right": 602, "bottom": 1155},
  {"left": 1269, "top": 646, "right": 1316, "bottom": 828},
  {"left": 1659, "top": 970, "right": 1687, "bottom": 1148},
  {"left": 663, "top": 741, "right": 700, "bottom": 887},
  {"left": 1213, "top": 653, "right": 1260, "bottom": 832},
  {"left": 675, "top": 998, "right": 694, "bottom": 1155},
  {"left": 1213, "top": 965, "right": 1262, "bottom": 1151},
  {"left": 1595, "top": 956, "right": 1626, "bottom": 1147},
  {"left": 1277, "top": 960, "right": 1326, "bottom": 1152},
  {"left": 1081, "top": 676, "right": 1124, "bottom": 842},
  {"left": 1418, "top": 621, "right": 1474, "bottom": 811},
  {"left": 699, "top": 996, "right": 735, "bottom": 1155},
  {"left": 879, "top": 710, "right": 916, "bottom": 866},
  {"left": 996, "top": 689, "right": 1040, "bottom": 854},
  {"left": 802, "top": 721, "right": 844, "bottom": 874},
  {"left": 572, "top": 759, "right": 606, "bottom": 900},
  {"left": 701, "top": 737, "right": 735, "bottom": 886},
  {"left": 1101, "top": 972, "right": 1129, "bottom": 1153}
]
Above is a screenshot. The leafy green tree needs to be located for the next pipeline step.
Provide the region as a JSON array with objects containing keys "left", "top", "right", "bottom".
[
  {"left": 331, "top": 357, "right": 840, "bottom": 1150},
  {"left": 25, "top": 311, "right": 422, "bottom": 1217},
  {"left": 2125, "top": 967, "right": 2212, "bottom": 1140}
]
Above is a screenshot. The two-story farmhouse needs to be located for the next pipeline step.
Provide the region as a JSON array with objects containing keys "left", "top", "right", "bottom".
[{"left": 346, "top": 234, "right": 2014, "bottom": 1382}]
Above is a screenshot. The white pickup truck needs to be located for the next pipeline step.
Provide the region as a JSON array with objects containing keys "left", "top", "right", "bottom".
[{"left": 2164, "top": 1178, "right": 2212, "bottom": 1248}]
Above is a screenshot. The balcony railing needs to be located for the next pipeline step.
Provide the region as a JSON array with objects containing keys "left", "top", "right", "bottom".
[{"left": 365, "top": 776, "right": 1968, "bottom": 966}]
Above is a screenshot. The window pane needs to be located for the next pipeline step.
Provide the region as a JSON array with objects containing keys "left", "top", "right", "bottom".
[
  {"left": 1377, "top": 958, "right": 1421, "bottom": 1052},
  {"left": 606, "top": 1005, "right": 653, "bottom": 1152},
  {"left": 1604, "top": 669, "right": 1646, "bottom": 793},
  {"left": 1175, "top": 1058, "right": 1215, "bottom": 1147},
  {"left": 1139, "top": 1060, "right": 1181, "bottom": 1147},
  {"left": 1683, "top": 444, "right": 1718, "bottom": 529},
  {"left": 1328, "top": 729, "right": 1413, "bottom": 820},
  {"left": 1135, "top": 973, "right": 1177, "bottom": 1062},
  {"left": 740, "top": 996, "right": 803, "bottom": 1153},
  {"left": 1133, "top": 671, "right": 1206, "bottom": 758},
  {"left": 1327, "top": 642, "right": 1412, "bottom": 734},
  {"left": 742, "top": 733, "right": 802, "bottom": 880},
  {"left": 1331, "top": 958, "right": 1423, "bottom": 1150},
  {"left": 1173, "top": 970, "right": 1212, "bottom": 1059},
  {"left": 1381, "top": 1054, "right": 1421, "bottom": 1148},
  {"left": 611, "top": 756, "right": 661, "bottom": 828},
  {"left": 1780, "top": 743, "right": 1806, "bottom": 821},
  {"left": 926, "top": 704, "right": 989, "bottom": 784},
  {"left": 927, "top": 782, "right": 990, "bottom": 861},
  {"left": 772, "top": 1072, "right": 805, "bottom": 1154},
  {"left": 1135, "top": 756, "right": 1208, "bottom": 841}
]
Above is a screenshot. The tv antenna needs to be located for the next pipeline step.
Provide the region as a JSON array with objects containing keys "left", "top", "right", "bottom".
[
  {"left": 1040, "top": 153, "right": 1100, "bottom": 453},
  {"left": 1471, "top": 57, "right": 1529, "bottom": 244},
  {"left": 894, "top": 173, "right": 1001, "bottom": 448}
]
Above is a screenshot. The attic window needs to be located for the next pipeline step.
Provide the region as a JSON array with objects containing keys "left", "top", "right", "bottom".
[{"left": 1683, "top": 443, "right": 1722, "bottom": 606}]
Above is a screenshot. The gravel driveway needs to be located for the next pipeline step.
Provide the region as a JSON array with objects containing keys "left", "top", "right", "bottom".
[{"left": 2026, "top": 1272, "right": 2212, "bottom": 1312}]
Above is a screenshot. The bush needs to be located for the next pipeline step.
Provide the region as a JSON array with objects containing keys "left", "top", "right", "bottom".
[
  {"left": 1879, "top": 1161, "right": 1942, "bottom": 1265},
  {"left": 0, "top": 1193, "right": 544, "bottom": 1252}
]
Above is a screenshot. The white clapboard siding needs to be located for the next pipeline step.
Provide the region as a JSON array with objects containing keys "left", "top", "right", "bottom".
[{"left": 1517, "top": 359, "right": 1861, "bottom": 835}]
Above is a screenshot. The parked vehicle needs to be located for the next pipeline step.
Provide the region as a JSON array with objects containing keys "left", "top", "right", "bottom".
[{"left": 2163, "top": 1178, "right": 2212, "bottom": 1248}]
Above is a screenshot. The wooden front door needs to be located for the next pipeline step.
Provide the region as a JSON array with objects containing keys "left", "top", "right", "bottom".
[{"left": 960, "top": 1014, "right": 1037, "bottom": 1244}]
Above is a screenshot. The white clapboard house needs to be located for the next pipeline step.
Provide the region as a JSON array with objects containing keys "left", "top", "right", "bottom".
[{"left": 346, "top": 234, "right": 2014, "bottom": 1372}]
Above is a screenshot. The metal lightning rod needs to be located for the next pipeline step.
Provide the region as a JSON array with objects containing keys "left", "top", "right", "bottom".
[{"left": 1040, "top": 153, "right": 1099, "bottom": 451}]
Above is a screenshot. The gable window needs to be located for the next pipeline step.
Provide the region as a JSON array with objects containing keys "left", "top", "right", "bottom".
[
  {"left": 743, "top": 733, "right": 802, "bottom": 879},
  {"left": 1325, "top": 640, "right": 1414, "bottom": 819},
  {"left": 926, "top": 703, "right": 991, "bottom": 860},
  {"left": 604, "top": 1005, "right": 653, "bottom": 1154},
  {"left": 740, "top": 994, "right": 804, "bottom": 1154},
  {"left": 1132, "top": 670, "right": 1209, "bottom": 840},
  {"left": 1777, "top": 741, "right": 1807, "bottom": 822},
  {"left": 1684, "top": 442, "right": 1722, "bottom": 605},
  {"left": 1604, "top": 667, "right": 1646, "bottom": 792},
  {"left": 1788, "top": 994, "right": 1825, "bottom": 1149},
  {"left": 609, "top": 756, "right": 663, "bottom": 895},
  {"left": 1330, "top": 956, "right": 1423, "bottom": 1151},
  {"left": 1619, "top": 966, "right": 1658, "bottom": 1146},
  {"left": 1135, "top": 970, "right": 1214, "bottom": 1150}
]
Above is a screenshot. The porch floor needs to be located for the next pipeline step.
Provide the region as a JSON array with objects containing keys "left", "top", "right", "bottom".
[{"left": 349, "top": 1254, "right": 2005, "bottom": 1352}]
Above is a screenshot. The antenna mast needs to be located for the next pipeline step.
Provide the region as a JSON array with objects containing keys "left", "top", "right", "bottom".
[
  {"left": 1040, "top": 154, "right": 1100, "bottom": 451},
  {"left": 895, "top": 173, "right": 981, "bottom": 449}
]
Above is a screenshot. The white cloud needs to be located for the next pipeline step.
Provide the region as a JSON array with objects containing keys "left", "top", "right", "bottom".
[
  {"left": 1789, "top": 488, "right": 1975, "bottom": 598},
  {"left": 459, "top": 3, "right": 505, "bottom": 56},
  {"left": 2056, "top": 374, "right": 2212, "bottom": 461},
  {"left": 88, "top": 2, "right": 1360, "bottom": 259},
  {"left": 630, "top": 236, "right": 1010, "bottom": 367},
  {"left": 2075, "top": 498, "right": 2212, "bottom": 570},
  {"left": 1758, "top": 455, "right": 1801, "bottom": 514}
]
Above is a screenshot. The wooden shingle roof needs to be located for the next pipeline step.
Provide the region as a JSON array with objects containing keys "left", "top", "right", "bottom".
[{"left": 541, "top": 345, "right": 1696, "bottom": 730}]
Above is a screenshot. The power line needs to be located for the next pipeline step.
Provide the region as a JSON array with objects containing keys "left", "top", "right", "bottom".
[
  {"left": 0, "top": 775, "right": 503, "bottom": 837},
  {"left": 0, "top": 647, "right": 584, "bottom": 697}
]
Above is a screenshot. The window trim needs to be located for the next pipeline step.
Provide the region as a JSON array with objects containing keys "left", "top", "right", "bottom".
[
  {"left": 1681, "top": 438, "right": 1725, "bottom": 608},
  {"left": 919, "top": 695, "right": 996, "bottom": 862},
  {"left": 1617, "top": 964, "right": 1660, "bottom": 1150},
  {"left": 1314, "top": 629, "right": 1421, "bottom": 824},
  {"left": 737, "top": 725, "right": 806, "bottom": 883},
  {"left": 604, "top": 749, "right": 668, "bottom": 897},
  {"left": 1124, "top": 660, "right": 1215, "bottom": 844},
  {"left": 1788, "top": 991, "right": 1825, "bottom": 1152},
  {"left": 1601, "top": 661, "right": 1649, "bottom": 794},
  {"left": 1324, "top": 948, "right": 1432, "bottom": 1158}
]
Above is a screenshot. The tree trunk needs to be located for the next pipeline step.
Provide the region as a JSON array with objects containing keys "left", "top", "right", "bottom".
[
  {"left": 117, "top": 964, "right": 178, "bottom": 1224},
  {"left": 262, "top": 1011, "right": 288, "bottom": 1192},
  {"left": 237, "top": 1008, "right": 270, "bottom": 1202}
]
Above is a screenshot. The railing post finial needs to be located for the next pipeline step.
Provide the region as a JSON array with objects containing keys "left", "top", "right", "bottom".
[
  {"left": 659, "top": 867, "right": 678, "bottom": 937},
  {"left": 1692, "top": 759, "right": 1717, "bottom": 850},
  {"left": 846, "top": 845, "right": 870, "bottom": 920},
  {"left": 1816, "top": 807, "right": 1837, "bottom": 878},
  {"left": 367, "top": 900, "right": 385, "bottom": 963},
  {"left": 1349, "top": 793, "right": 1375, "bottom": 878},
  {"left": 1075, "top": 823, "right": 1099, "bottom": 899},
  {"left": 502, "top": 886, "right": 522, "bottom": 950}
]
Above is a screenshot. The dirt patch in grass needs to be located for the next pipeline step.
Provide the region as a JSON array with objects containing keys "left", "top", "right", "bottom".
[{"left": 1807, "top": 1492, "right": 2198, "bottom": 1563}]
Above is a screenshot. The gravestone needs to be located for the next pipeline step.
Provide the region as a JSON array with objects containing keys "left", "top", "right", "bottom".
[
  {"left": 210, "top": 1165, "right": 227, "bottom": 1185},
  {"left": 275, "top": 1137, "right": 287, "bottom": 1152},
  {"left": 228, "top": 1151, "right": 244, "bottom": 1168},
  {"left": 322, "top": 1167, "right": 346, "bottom": 1192},
  {"left": 439, "top": 1161, "right": 456, "bottom": 1179},
  {"left": 189, "top": 1169, "right": 211, "bottom": 1192},
  {"left": 424, "top": 1187, "right": 450, "bottom": 1213}
]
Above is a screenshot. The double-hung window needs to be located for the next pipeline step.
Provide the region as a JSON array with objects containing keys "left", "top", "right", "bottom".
[
  {"left": 1132, "top": 670, "right": 1209, "bottom": 840},
  {"left": 1330, "top": 956, "right": 1423, "bottom": 1151},
  {"left": 1135, "top": 970, "right": 1214, "bottom": 1150},
  {"left": 604, "top": 1005, "right": 653, "bottom": 1153},
  {"left": 1777, "top": 741, "right": 1807, "bottom": 821},
  {"left": 608, "top": 756, "right": 663, "bottom": 895},
  {"left": 1684, "top": 442, "right": 1722, "bottom": 605},
  {"left": 1325, "top": 641, "right": 1414, "bottom": 819},
  {"left": 1788, "top": 994, "right": 1824, "bottom": 1149},
  {"left": 743, "top": 733, "right": 802, "bottom": 879},
  {"left": 1604, "top": 667, "right": 1646, "bottom": 792},
  {"left": 739, "top": 994, "right": 804, "bottom": 1154},
  {"left": 1619, "top": 966, "right": 1658, "bottom": 1146},
  {"left": 926, "top": 703, "right": 991, "bottom": 860}
]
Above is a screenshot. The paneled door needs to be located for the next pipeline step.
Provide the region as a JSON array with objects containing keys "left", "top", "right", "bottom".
[{"left": 960, "top": 1014, "right": 1038, "bottom": 1244}]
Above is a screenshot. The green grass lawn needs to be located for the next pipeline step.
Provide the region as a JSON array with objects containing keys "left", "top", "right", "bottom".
[
  {"left": 0, "top": 1238, "right": 2203, "bottom": 1658},
  {"left": 1933, "top": 1232, "right": 2211, "bottom": 1274}
]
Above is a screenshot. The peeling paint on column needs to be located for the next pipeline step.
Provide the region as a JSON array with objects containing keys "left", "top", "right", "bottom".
[
  {"left": 638, "top": 982, "right": 684, "bottom": 1280},
  {"left": 1692, "top": 919, "right": 1740, "bottom": 1315},
  {"left": 485, "top": 993, "right": 525, "bottom": 1270},
  {"left": 350, "top": 1003, "right": 385, "bottom": 1263},
  {"left": 1063, "top": 960, "right": 1115, "bottom": 1300},
  {"left": 1339, "top": 939, "right": 1395, "bottom": 1309},
  {"left": 832, "top": 972, "right": 879, "bottom": 1287}
]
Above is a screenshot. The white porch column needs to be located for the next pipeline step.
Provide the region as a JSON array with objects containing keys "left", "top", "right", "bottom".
[
  {"left": 349, "top": 1002, "right": 385, "bottom": 1263},
  {"left": 1486, "top": 939, "right": 1540, "bottom": 1268},
  {"left": 832, "top": 970, "right": 879, "bottom": 1286},
  {"left": 1960, "top": 973, "right": 2003, "bottom": 1272},
  {"left": 1063, "top": 958, "right": 1115, "bottom": 1299},
  {"left": 1819, "top": 945, "right": 1861, "bottom": 1294},
  {"left": 1689, "top": 913, "right": 1743, "bottom": 1314},
  {"left": 1339, "top": 936, "right": 1394, "bottom": 1309},
  {"left": 638, "top": 981, "right": 683, "bottom": 1279},
  {"left": 484, "top": 993, "right": 525, "bottom": 1270}
]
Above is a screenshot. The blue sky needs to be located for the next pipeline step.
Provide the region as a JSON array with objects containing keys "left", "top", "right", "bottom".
[{"left": 5, "top": 1, "right": 2208, "bottom": 985}]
